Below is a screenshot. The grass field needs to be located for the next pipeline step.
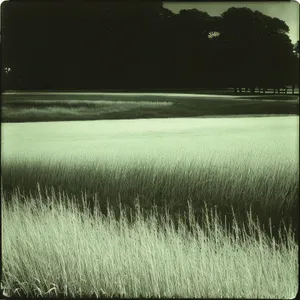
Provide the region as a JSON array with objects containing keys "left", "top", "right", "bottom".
[
  {"left": 2, "top": 92, "right": 299, "bottom": 122},
  {"left": 3, "top": 189, "right": 298, "bottom": 298},
  {"left": 2, "top": 116, "right": 298, "bottom": 298}
]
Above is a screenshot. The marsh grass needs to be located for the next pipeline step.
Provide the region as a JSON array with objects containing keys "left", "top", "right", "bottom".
[
  {"left": 2, "top": 151, "right": 298, "bottom": 298},
  {"left": 3, "top": 99, "right": 173, "bottom": 108},
  {"left": 2, "top": 188, "right": 298, "bottom": 298},
  {"left": 2, "top": 93, "right": 298, "bottom": 122},
  {"left": 2, "top": 155, "right": 299, "bottom": 241},
  {"left": 2, "top": 100, "right": 173, "bottom": 122}
]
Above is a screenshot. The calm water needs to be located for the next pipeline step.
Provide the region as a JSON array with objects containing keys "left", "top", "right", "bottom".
[{"left": 2, "top": 116, "right": 299, "bottom": 170}]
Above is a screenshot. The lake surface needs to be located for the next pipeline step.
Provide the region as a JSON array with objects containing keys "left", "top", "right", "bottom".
[{"left": 2, "top": 116, "right": 298, "bottom": 170}]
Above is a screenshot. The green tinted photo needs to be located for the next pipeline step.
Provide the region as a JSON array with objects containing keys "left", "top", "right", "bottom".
[{"left": 1, "top": 1, "right": 299, "bottom": 298}]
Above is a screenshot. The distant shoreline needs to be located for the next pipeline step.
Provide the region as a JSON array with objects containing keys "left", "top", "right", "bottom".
[
  {"left": 3, "top": 90, "right": 299, "bottom": 98},
  {"left": 3, "top": 91, "right": 241, "bottom": 98}
]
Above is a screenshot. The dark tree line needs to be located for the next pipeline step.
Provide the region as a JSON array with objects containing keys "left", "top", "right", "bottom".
[{"left": 1, "top": 1, "right": 299, "bottom": 92}]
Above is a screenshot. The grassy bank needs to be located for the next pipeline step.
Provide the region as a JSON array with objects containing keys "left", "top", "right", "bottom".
[
  {"left": 2, "top": 93, "right": 298, "bottom": 122},
  {"left": 2, "top": 190, "right": 298, "bottom": 298}
]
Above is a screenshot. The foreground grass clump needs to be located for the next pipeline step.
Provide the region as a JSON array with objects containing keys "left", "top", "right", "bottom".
[
  {"left": 2, "top": 155, "right": 299, "bottom": 240},
  {"left": 2, "top": 190, "right": 298, "bottom": 298}
]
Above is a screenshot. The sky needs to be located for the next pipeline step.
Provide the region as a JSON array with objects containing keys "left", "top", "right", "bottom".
[
  {"left": 164, "top": 1, "right": 299, "bottom": 44},
  {"left": 0, "top": 0, "right": 299, "bottom": 43}
]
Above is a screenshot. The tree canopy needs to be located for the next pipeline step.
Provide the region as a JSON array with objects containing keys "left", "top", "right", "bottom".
[{"left": 1, "top": 1, "right": 298, "bottom": 91}]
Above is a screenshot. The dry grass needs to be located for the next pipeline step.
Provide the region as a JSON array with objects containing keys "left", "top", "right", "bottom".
[
  {"left": 2, "top": 189, "right": 298, "bottom": 298},
  {"left": 2, "top": 154, "right": 298, "bottom": 237}
]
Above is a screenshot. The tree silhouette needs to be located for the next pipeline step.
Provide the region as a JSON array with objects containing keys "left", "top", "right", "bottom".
[
  {"left": 294, "top": 41, "right": 299, "bottom": 56},
  {"left": 1, "top": 2, "right": 298, "bottom": 93}
]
